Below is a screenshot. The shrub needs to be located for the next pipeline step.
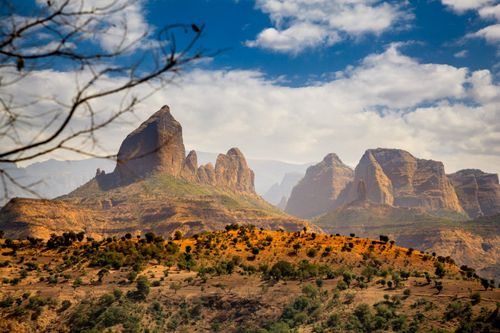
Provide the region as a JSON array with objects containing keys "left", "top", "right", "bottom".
[
  {"left": 336, "top": 280, "right": 348, "bottom": 291},
  {"left": 73, "top": 277, "right": 83, "bottom": 288},
  {"left": 136, "top": 276, "right": 150, "bottom": 299},
  {"left": 470, "top": 292, "right": 481, "bottom": 305},
  {"left": 60, "top": 300, "right": 71, "bottom": 312},
  {"left": 269, "top": 260, "right": 295, "bottom": 280},
  {"left": 0, "top": 296, "right": 14, "bottom": 308},
  {"left": 127, "top": 271, "right": 137, "bottom": 282},
  {"left": 379, "top": 235, "right": 389, "bottom": 243},
  {"left": 306, "top": 248, "right": 318, "bottom": 258},
  {"left": 445, "top": 301, "right": 471, "bottom": 321}
]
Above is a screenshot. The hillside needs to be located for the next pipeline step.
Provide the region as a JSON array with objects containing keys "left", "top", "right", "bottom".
[
  {"left": 314, "top": 202, "right": 500, "bottom": 280},
  {"left": 0, "top": 226, "right": 498, "bottom": 332}
]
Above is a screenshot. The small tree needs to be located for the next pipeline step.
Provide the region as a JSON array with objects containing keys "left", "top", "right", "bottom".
[
  {"left": 136, "top": 276, "right": 150, "bottom": 300},
  {"left": 169, "top": 282, "right": 182, "bottom": 294},
  {"left": 480, "top": 278, "right": 490, "bottom": 291}
]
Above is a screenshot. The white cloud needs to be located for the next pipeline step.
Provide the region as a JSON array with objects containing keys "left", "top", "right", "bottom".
[
  {"left": 454, "top": 50, "right": 468, "bottom": 58},
  {"left": 246, "top": 0, "right": 409, "bottom": 53},
  {"left": 479, "top": 3, "right": 500, "bottom": 20},
  {"left": 4, "top": 44, "right": 499, "bottom": 179},
  {"left": 470, "top": 23, "right": 500, "bottom": 42},
  {"left": 441, "top": 0, "right": 494, "bottom": 12},
  {"left": 246, "top": 22, "right": 340, "bottom": 54},
  {"left": 34, "top": 0, "right": 150, "bottom": 52},
  {"left": 442, "top": 1, "right": 500, "bottom": 47}
]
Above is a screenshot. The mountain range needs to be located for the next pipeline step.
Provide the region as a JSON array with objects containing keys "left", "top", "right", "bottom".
[
  {"left": 0, "top": 106, "right": 315, "bottom": 240},
  {"left": 283, "top": 149, "right": 500, "bottom": 279}
]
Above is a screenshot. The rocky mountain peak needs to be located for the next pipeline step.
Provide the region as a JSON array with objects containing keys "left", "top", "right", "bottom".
[
  {"left": 114, "top": 105, "right": 185, "bottom": 182},
  {"left": 337, "top": 148, "right": 463, "bottom": 214},
  {"left": 181, "top": 150, "right": 198, "bottom": 181},
  {"left": 214, "top": 148, "right": 255, "bottom": 193},
  {"left": 322, "top": 153, "right": 343, "bottom": 165},
  {"left": 285, "top": 153, "right": 353, "bottom": 218}
]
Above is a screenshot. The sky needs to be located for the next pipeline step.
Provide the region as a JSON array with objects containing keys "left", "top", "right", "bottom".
[{"left": 2, "top": 0, "right": 500, "bottom": 176}]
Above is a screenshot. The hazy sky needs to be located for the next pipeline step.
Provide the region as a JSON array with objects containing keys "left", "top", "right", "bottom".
[{"left": 4, "top": 0, "right": 500, "bottom": 175}]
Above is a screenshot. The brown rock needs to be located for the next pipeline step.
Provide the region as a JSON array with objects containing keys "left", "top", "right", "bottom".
[
  {"left": 449, "top": 169, "right": 500, "bottom": 218},
  {"left": 285, "top": 153, "right": 353, "bottom": 218},
  {"left": 214, "top": 148, "right": 255, "bottom": 193},
  {"left": 114, "top": 105, "right": 185, "bottom": 182},
  {"left": 197, "top": 163, "right": 216, "bottom": 185},
  {"left": 181, "top": 150, "right": 198, "bottom": 181},
  {"left": 337, "top": 148, "right": 463, "bottom": 214}
]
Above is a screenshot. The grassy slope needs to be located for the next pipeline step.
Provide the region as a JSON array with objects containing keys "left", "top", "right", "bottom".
[{"left": 65, "top": 173, "right": 286, "bottom": 217}]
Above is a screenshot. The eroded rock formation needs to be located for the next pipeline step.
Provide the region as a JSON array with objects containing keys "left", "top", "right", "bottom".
[
  {"left": 449, "top": 169, "right": 500, "bottom": 218},
  {"left": 96, "top": 105, "right": 255, "bottom": 193},
  {"left": 285, "top": 153, "right": 353, "bottom": 218},
  {"left": 337, "top": 149, "right": 464, "bottom": 214},
  {"left": 114, "top": 105, "right": 186, "bottom": 182}
]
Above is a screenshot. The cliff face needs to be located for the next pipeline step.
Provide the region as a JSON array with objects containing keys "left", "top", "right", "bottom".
[
  {"left": 115, "top": 105, "right": 186, "bottom": 182},
  {"left": 101, "top": 105, "right": 255, "bottom": 194},
  {"left": 337, "top": 149, "right": 464, "bottom": 214},
  {"left": 213, "top": 148, "right": 255, "bottom": 193},
  {"left": 285, "top": 153, "right": 353, "bottom": 218},
  {"left": 448, "top": 169, "right": 500, "bottom": 218}
]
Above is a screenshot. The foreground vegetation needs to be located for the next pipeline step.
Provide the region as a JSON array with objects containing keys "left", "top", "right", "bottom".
[{"left": 0, "top": 225, "right": 498, "bottom": 332}]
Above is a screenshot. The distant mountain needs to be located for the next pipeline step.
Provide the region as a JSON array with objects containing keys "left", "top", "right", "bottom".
[
  {"left": 262, "top": 172, "right": 303, "bottom": 207},
  {"left": 0, "top": 147, "right": 311, "bottom": 209},
  {"left": 0, "top": 105, "right": 317, "bottom": 239},
  {"left": 197, "top": 151, "right": 311, "bottom": 195},
  {"left": 0, "top": 159, "right": 115, "bottom": 206},
  {"left": 285, "top": 153, "right": 353, "bottom": 218},
  {"left": 448, "top": 169, "right": 500, "bottom": 218},
  {"left": 335, "top": 148, "right": 464, "bottom": 214}
]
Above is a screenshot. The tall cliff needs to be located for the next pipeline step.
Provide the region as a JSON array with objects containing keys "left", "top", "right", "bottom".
[
  {"left": 448, "top": 169, "right": 500, "bottom": 218},
  {"left": 114, "top": 105, "right": 186, "bottom": 182},
  {"left": 101, "top": 105, "right": 255, "bottom": 193},
  {"left": 337, "top": 149, "right": 464, "bottom": 214},
  {"left": 285, "top": 153, "right": 353, "bottom": 218}
]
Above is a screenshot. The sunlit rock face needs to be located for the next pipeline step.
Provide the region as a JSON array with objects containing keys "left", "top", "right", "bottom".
[{"left": 114, "top": 105, "right": 186, "bottom": 183}]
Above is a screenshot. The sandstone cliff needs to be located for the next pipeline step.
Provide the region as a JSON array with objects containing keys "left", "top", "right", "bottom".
[
  {"left": 448, "top": 169, "right": 500, "bottom": 218},
  {"left": 213, "top": 148, "right": 255, "bottom": 193},
  {"left": 98, "top": 105, "right": 255, "bottom": 194},
  {"left": 285, "top": 153, "right": 353, "bottom": 218},
  {"left": 337, "top": 149, "right": 464, "bottom": 214},
  {"left": 114, "top": 105, "right": 186, "bottom": 182}
]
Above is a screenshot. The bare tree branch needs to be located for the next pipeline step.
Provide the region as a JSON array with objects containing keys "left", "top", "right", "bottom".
[{"left": 0, "top": 0, "right": 216, "bottom": 204}]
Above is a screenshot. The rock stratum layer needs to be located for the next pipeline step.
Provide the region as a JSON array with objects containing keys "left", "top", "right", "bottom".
[
  {"left": 448, "top": 169, "right": 500, "bottom": 218},
  {"left": 285, "top": 154, "right": 353, "bottom": 218},
  {"left": 0, "top": 105, "right": 315, "bottom": 239}
]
